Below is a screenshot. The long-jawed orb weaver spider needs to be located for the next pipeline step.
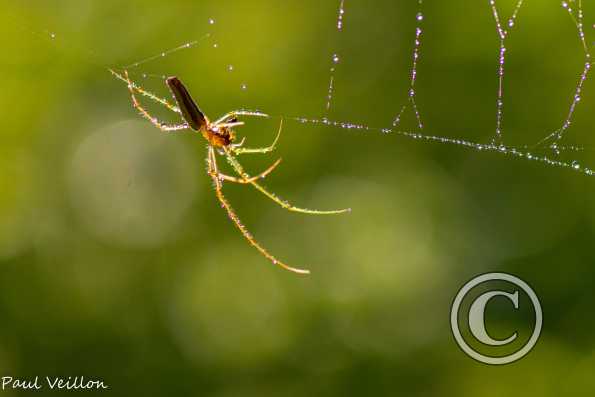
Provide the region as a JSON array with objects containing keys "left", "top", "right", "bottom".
[{"left": 109, "top": 69, "right": 350, "bottom": 274}]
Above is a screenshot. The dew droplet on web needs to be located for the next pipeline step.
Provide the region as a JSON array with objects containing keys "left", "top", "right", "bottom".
[
  {"left": 208, "top": 18, "right": 216, "bottom": 25},
  {"left": 49, "top": 32, "right": 56, "bottom": 39},
  {"left": 337, "top": 0, "right": 346, "bottom": 30},
  {"left": 184, "top": 0, "right": 594, "bottom": 179},
  {"left": 572, "top": 160, "right": 581, "bottom": 170}
]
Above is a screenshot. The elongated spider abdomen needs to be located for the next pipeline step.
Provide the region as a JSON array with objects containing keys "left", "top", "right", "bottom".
[
  {"left": 166, "top": 76, "right": 234, "bottom": 148},
  {"left": 166, "top": 77, "right": 208, "bottom": 131}
]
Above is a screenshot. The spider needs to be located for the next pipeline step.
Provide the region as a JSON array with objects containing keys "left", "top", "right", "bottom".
[{"left": 109, "top": 69, "right": 350, "bottom": 274}]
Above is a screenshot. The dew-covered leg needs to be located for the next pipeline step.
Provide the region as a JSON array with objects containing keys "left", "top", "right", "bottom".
[
  {"left": 217, "top": 122, "right": 245, "bottom": 129},
  {"left": 207, "top": 147, "right": 309, "bottom": 275},
  {"left": 231, "top": 137, "right": 247, "bottom": 149},
  {"left": 214, "top": 110, "right": 270, "bottom": 125},
  {"left": 218, "top": 158, "right": 282, "bottom": 184},
  {"left": 121, "top": 70, "right": 188, "bottom": 132},
  {"left": 110, "top": 68, "right": 182, "bottom": 115},
  {"left": 232, "top": 119, "right": 283, "bottom": 155},
  {"left": 222, "top": 147, "right": 351, "bottom": 215}
]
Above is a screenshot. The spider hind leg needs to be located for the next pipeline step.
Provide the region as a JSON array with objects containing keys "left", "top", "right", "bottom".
[
  {"left": 218, "top": 158, "right": 282, "bottom": 184},
  {"left": 207, "top": 147, "right": 310, "bottom": 275},
  {"left": 223, "top": 147, "right": 351, "bottom": 216}
]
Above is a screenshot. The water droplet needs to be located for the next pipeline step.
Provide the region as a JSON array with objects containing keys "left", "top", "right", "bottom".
[
  {"left": 227, "top": 64, "right": 234, "bottom": 72},
  {"left": 208, "top": 18, "right": 216, "bottom": 25},
  {"left": 508, "top": 20, "right": 515, "bottom": 28},
  {"left": 572, "top": 160, "right": 581, "bottom": 170},
  {"left": 49, "top": 32, "right": 56, "bottom": 39},
  {"left": 416, "top": 12, "right": 424, "bottom": 21},
  {"left": 561, "top": 1, "right": 568, "bottom": 9},
  {"left": 240, "top": 83, "right": 247, "bottom": 91},
  {"left": 332, "top": 54, "right": 340, "bottom": 64},
  {"left": 213, "top": 43, "right": 218, "bottom": 49}
]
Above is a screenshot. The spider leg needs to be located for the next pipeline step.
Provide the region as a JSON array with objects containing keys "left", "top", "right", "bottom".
[
  {"left": 217, "top": 121, "right": 245, "bottom": 129},
  {"left": 110, "top": 68, "right": 182, "bottom": 115},
  {"left": 214, "top": 110, "right": 270, "bottom": 125},
  {"left": 232, "top": 119, "right": 283, "bottom": 155},
  {"left": 207, "top": 146, "right": 309, "bottom": 275},
  {"left": 122, "top": 70, "right": 188, "bottom": 132},
  {"left": 218, "top": 158, "right": 282, "bottom": 184},
  {"left": 231, "top": 137, "right": 247, "bottom": 149},
  {"left": 222, "top": 147, "right": 351, "bottom": 215}
]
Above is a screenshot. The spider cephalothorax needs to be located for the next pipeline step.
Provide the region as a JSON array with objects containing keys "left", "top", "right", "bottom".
[
  {"left": 110, "top": 69, "right": 350, "bottom": 274},
  {"left": 203, "top": 124, "right": 236, "bottom": 147}
]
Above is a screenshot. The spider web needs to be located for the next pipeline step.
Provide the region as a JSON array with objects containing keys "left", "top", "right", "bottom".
[
  {"left": 292, "top": 0, "right": 594, "bottom": 177},
  {"left": 22, "top": 0, "right": 594, "bottom": 176}
]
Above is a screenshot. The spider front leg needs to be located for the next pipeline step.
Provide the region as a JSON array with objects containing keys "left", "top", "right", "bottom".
[
  {"left": 231, "top": 119, "right": 283, "bottom": 155},
  {"left": 111, "top": 69, "right": 187, "bottom": 131},
  {"left": 121, "top": 71, "right": 189, "bottom": 132},
  {"left": 207, "top": 146, "right": 310, "bottom": 275},
  {"left": 110, "top": 69, "right": 181, "bottom": 115}
]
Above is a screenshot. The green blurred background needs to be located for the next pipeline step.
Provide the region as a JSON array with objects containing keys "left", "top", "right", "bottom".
[{"left": 1, "top": 0, "right": 595, "bottom": 395}]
